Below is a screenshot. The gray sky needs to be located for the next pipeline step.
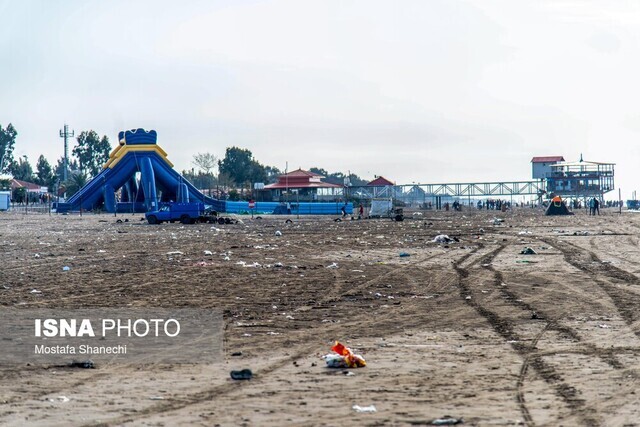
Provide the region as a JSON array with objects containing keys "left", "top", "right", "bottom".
[{"left": 2, "top": 0, "right": 638, "bottom": 198}]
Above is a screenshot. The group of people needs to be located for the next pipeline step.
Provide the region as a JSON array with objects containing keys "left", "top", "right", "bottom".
[{"left": 341, "top": 203, "right": 365, "bottom": 219}]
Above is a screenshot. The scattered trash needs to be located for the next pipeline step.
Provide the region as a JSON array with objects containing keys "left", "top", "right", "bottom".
[
  {"left": 343, "top": 371, "right": 355, "bottom": 376},
  {"left": 516, "top": 260, "right": 538, "bottom": 264},
  {"left": 324, "top": 341, "right": 366, "bottom": 368},
  {"left": 573, "top": 231, "right": 590, "bottom": 236},
  {"left": 326, "top": 263, "right": 339, "bottom": 269},
  {"left": 34, "top": 253, "right": 40, "bottom": 258},
  {"left": 399, "top": 252, "right": 411, "bottom": 257},
  {"left": 48, "top": 396, "right": 70, "bottom": 403},
  {"left": 285, "top": 219, "right": 293, "bottom": 223},
  {"left": 149, "top": 396, "right": 165, "bottom": 400},
  {"left": 518, "top": 230, "right": 532, "bottom": 235},
  {"left": 165, "top": 251, "right": 184, "bottom": 255},
  {"left": 30, "top": 289, "right": 42, "bottom": 294},
  {"left": 531, "top": 312, "right": 540, "bottom": 320},
  {"left": 230, "top": 369, "right": 253, "bottom": 380},
  {"left": 204, "top": 250, "right": 213, "bottom": 256},
  {"left": 464, "top": 296, "right": 471, "bottom": 300},
  {"left": 62, "top": 266, "right": 70, "bottom": 271},
  {"left": 352, "top": 405, "right": 377, "bottom": 413},
  {"left": 599, "top": 324, "right": 610, "bottom": 329},
  {"left": 231, "top": 351, "right": 243, "bottom": 357},
  {"left": 431, "top": 416, "right": 464, "bottom": 425},
  {"left": 275, "top": 230, "right": 282, "bottom": 236},
  {"left": 433, "top": 235, "right": 457, "bottom": 243},
  {"left": 69, "top": 360, "right": 95, "bottom": 369},
  {"left": 520, "top": 247, "right": 537, "bottom": 255}
]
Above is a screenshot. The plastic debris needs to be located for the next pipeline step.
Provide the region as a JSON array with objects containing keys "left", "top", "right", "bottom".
[
  {"left": 352, "top": 405, "right": 377, "bottom": 413},
  {"left": 520, "top": 247, "right": 537, "bottom": 255},
  {"left": 69, "top": 360, "right": 95, "bottom": 369},
  {"left": 30, "top": 289, "right": 42, "bottom": 294},
  {"left": 165, "top": 251, "right": 184, "bottom": 255},
  {"left": 275, "top": 230, "right": 282, "bottom": 236},
  {"left": 62, "top": 266, "right": 70, "bottom": 271},
  {"left": 326, "top": 263, "right": 339, "bottom": 269},
  {"left": 48, "top": 396, "right": 70, "bottom": 403},
  {"left": 399, "top": 252, "right": 411, "bottom": 257},
  {"left": 149, "top": 396, "right": 165, "bottom": 400},
  {"left": 204, "top": 250, "right": 213, "bottom": 255},
  {"left": 431, "top": 416, "right": 464, "bottom": 425},
  {"left": 433, "top": 235, "right": 459, "bottom": 243},
  {"left": 230, "top": 369, "right": 252, "bottom": 380},
  {"left": 324, "top": 341, "right": 366, "bottom": 368}
]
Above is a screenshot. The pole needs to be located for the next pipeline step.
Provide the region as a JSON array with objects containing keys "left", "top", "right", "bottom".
[
  {"left": 619, "top": 188, "right": 622, "bottom": 214},
  {"left": 59, "top": 124, "right": 75, "bottom": 183}
]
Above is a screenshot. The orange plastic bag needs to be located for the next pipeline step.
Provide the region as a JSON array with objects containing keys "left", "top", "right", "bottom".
[{"left": 329, "top": 341, "right": 366, "bottom": 368}]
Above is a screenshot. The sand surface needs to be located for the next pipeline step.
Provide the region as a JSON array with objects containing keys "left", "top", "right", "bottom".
[{"left": 0, "top": 207, "right": 639, "bottom": 426}]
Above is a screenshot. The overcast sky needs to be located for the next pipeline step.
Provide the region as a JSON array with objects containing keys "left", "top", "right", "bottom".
[{"left": 2, "top": 0, "right": 639, "bottom": 198}]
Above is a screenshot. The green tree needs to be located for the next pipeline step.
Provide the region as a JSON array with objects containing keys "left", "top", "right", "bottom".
[
  {"left": 72, "top": 131, "right": 111, "bottom": 177},
  {"left": 264, "top": 165, "right": 281, "bottom": 184},
  {"left": 64, "top": 171, "right": 88, "bottom": 198},
  {"left": 35, "top": 155, "right": 56, "bottom": 189},
  {"left": 10, "top": 155, "right": 34, "bottom": 181},
  {"left": 218, "top": 147, "right": 256, "bottom": 186},
  {"left": 0, "top": 123, "right": 17, "bottom": 173},
  {"left": 55, "top": 157, "right": 79, "bottom": 183}
]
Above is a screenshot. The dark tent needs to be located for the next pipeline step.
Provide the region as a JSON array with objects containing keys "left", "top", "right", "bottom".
[{"left": 545, "top": 196, "right": 574, "bottom": 216}]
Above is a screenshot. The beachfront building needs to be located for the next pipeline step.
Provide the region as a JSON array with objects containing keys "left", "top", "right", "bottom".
[
  {"left": 531, "top": 156, "right": 565, "bottom": 179},
  {"left": 264, "top": 168, "right": 343, "bottom": 201},
  {"left": 546, "top": 159, "right": 615, "bottom": 201}
]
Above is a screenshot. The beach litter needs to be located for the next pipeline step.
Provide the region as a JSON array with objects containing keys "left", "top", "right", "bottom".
[
  {"left": 399, "top": 252, "right": 411, "bottom": 257},
  {"left": 62, "top": 266, "right": 70, "bottom": 271},
  {"left": 352, "top": 405, "right": 377, "bottom": 413},
  {"left": 433, "top": 235, "right": 458, "bottom": 244},
  {"left": 324, "top": 341, "right": 366, "bottom": 368},
  {"left": 431, "top": 416, "right": 464, "bottom": 425},
  {"left": 520, "top": 247, "right": 537, "bottom": 255},
  {"left": 230, "top": 369, "right": 253, "bottom": 380}
]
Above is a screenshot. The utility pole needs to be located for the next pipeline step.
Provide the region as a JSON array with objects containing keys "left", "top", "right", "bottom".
[{"left": 59, "top": 124, "right": 74, "bottom": 182}]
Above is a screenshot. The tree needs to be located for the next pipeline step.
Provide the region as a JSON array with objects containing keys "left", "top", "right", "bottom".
[
  {"left": 192, "top": 152, "right": 217, "bottom": 195},
  {"left": 72, "top": 131, "right": 111, "bottom": 177},
  {"left": 55, "top": 157, "right": 79, "bottom": 183},
  {"left": 0, "top": 123, "right": 17, "bottom": 173},
  {"left": 264, "top": 165, "right": 281, "bottom": 184},
  {"left": 10, "top": 155, "right": 34, "bottom": 182},
  {"left": 218, "top": 147, "right": 256, "bottom": 186},
  {"left": 192, "top": 152, "right": 217, "bottom": 175},
  {"left": 35, "top": 155, "right": 56, "bottom": 189},
  {"left": 64, "top": 171, "right": 88, "bottom": 198}
]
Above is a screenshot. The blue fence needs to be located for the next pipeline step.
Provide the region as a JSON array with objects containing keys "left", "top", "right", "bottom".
[{"left": 225, "top": 201, "right": 353, "bottom": 215}]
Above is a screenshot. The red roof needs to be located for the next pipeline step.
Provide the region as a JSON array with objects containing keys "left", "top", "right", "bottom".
[
  {"left": 367, "top": 176, "right": 395, "bottom": 186},
  {"left": 11, "top": 179, "right": 43, "bottom": 191},
  {"left": 264, "top": 181, "right": 342, "bottom": 189},
  {"left": 531, "top": 156, "right": 564, "bottom": 163},
  {"left": 264, "top": 168, "right": 342, "bottom": 189}
]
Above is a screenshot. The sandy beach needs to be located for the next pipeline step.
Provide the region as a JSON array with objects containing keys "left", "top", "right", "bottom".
[{"left": 0, "top": 207, "right": 639, "bottom": 426}]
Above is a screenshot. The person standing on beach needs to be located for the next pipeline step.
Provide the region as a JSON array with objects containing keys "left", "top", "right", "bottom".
[
  {"left": 589, "top": 198, "right": 595, "bottom": 215},
  {"left": 594, "top": 198, "right": 600, "bottom": 215}
]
